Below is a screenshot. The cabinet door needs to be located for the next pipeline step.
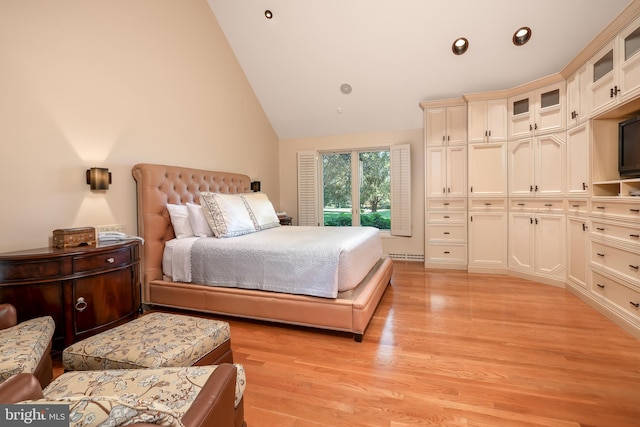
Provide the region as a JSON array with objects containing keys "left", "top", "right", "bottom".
[
  {"left": 509, "top": 93, "right": 533, "bottom": 139},
  {"left": 447, "top": 105, "right": 467, "bottom": 145},
  {"left": 468, "top": 101, "right": 488, "bottom": 144},
  {"left": 509, "top": 212, "right": 534, "bottom": 272},
  {"left": 508, "top": 138, "right": 534, "bottom": 197},
  {"left": 468, "top": 142, "right": 507, "bottom": 197},
  {"left": 618, "top": 15, "right": 640, "bottom": 104},
  {"left": 535, "top": 132, "right": 565, "bottom": 196},
  {"left": 426, "top": 146, "right": 446, "bottom": 197},
  {"left": 486, "top": 99, "right": 508, "bottom": 142},
  {"left": 536, "top": 83, "right": 565, "bottom": 135},
  {"left": 566, "top": 123, "right": 590, "bottom": 196},
  {"left": 446, "top": 145, "right": 467, "bottom": 197},
  {"left": 468, "top": 211, "right": 507, "bottom": 268},
  {"left": 567, "top": 216, "right": 588, "bottom": 289},
  {"left": 72, "top": 268, "right": 136, "bottom": 341},
  {"left": 567, "top": 65, "right": 588, "bottom": 128},
  {"left": 535, "top": 214, "right": 566, "bottom": 278},
  {"left": 425, "top": 108, "right": 447, "bottom": 146},
  {"left": 590, "top": 42, "right": 617, "bottom": 116}
]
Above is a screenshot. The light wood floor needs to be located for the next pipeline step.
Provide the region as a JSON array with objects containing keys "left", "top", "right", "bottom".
[{"left": 55, "top": 262, "right": 640, "bottom": 426}]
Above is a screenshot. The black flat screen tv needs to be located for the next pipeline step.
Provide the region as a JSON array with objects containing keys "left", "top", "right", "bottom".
[{"left": 618, "top": 116, "right": 640, "bottom": 178}]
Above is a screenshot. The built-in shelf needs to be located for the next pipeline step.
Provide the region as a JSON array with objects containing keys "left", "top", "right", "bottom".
[{"left": 592, "top": 178, "right": 640, "bottom": 197}]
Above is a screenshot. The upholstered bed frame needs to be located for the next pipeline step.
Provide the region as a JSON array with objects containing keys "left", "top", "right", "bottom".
[{"left": 131, "top": 163, "right": 393, "bottom": 341}]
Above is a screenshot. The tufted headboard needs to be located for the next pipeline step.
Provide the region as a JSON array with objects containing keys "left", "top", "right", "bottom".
[{"left": 131, "top": 163, "right": 251, "bottom": 300}]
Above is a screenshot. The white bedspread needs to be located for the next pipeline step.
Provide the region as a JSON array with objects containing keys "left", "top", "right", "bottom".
[{"left": 164, "top": 226, "right": 383, "bottom": 298}]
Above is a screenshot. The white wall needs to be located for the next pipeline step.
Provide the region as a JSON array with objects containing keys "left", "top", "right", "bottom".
[
  {"left": 0, "top": 0, "right": 279, "bottom": 252},
  {"left": 279, "top": 128, "right": 425, "bottom": 257}
]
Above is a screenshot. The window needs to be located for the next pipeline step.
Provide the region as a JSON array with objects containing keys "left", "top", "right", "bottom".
[
  {"left": 321, "top": 150, "right": 391, "bottom": 229},
  {"left": 297, "top": 144, "right": 411, "bottom": 236}
]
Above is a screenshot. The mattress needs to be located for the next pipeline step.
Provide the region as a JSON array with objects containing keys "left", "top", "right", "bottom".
[{"left": 162, "top": 226, "right": 383, "bottom": 298}]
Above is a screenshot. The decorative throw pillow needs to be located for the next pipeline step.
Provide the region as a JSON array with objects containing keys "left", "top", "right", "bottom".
[
  {"left": 186, "top": 202, "right": 214, "bottom": 237},
  {"left": 166, "top": 204, "right": 195, "bottom": 239},
  {"left": 241, "top": 192, "right": 281, "bottom": 230},
  {"left": 199, "top": 192, "right": 257, "bottom": 238}
]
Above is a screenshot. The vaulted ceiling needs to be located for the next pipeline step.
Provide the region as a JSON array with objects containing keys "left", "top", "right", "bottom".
[{"left": 208, "top": 0, "right": 632, "bottom": 139}]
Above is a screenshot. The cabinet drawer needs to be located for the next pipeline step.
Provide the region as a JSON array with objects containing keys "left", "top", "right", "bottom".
[
  {"left": 591, "top": 241, "right": 640, "bottom": 283},
  {"left": 469, "top": 199, "right": 506, "bottom": 211},
  {"left": 426, "top": 199, "right": 466, "bottom": 210},
  {"left": 0, "top": 259, "right": 63, "bottom": 282},
  {"left": 73, "top": 247, "right": 133, "bottom": 273},
  {"left": 427, "top": 224, "right": 466, "bottom": 243},
  {"left": 591, "top": 200, "right": 640, "bottom": 221},
  {"left": 510, "top": 199, "right": 564, "bottom": 212},
  {"left": 426, "top": 244, "right": 467, "bottom": 264},
  {"left": 591, "top": 220, "right": 640, "bottom": 247},
  {"left": 592, "top": 270, "right": 640, "bottom": 321},
  {"left": 427, "top": 211, "right": 466, "bottom": 223},
  {"left": 567, "top": 200, "right": 589, "bottom": 216}
]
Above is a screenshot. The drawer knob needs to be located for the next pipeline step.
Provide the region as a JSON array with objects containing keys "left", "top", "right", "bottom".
[
  {"left": 106, "top": 257, "right": 115, "bottom": 264},
  {"left": 631, "top": 302, "right": 640, "bottom": 308},
  {"left": 597, "top": 284, "right": 605, "bottom": 289},
  {"left": 75, "top": 297, "right": 87, "bottom": 312}
]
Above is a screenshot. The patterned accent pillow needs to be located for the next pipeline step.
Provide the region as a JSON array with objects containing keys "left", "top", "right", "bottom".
[
  {"left": 199, "top": 192, "right": 257, "bottom": 238},
  {"left": 241, "top": 192, "right": 281, "bottom": 230}
]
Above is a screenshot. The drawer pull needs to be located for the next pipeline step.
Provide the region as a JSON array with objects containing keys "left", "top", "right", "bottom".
[
  {"left": 572, "top": 204, "right": 580, "bottom": 208},
  {"left": 596, "top": 253, "right": 605, "bottom": 257},
  {"left": 443, "top": 251, "right": 450, "bottom": 254},
  {"left": 630, "top": 234, "right": 640, "bottom": 238},
  {"left": 630, "top": 265, "right": 640, "bottom": 270},
  {"left": 630, "top": 209, "right": 640, "bottom": 213},
  {"left": 443, "top": 203, "right": 450, "bottom": 206},
  {"left": 631, "top": 302, "right": 640, "bottom": 308},
  {"left": 75, "top": 297, "right": 87, "bottom": 312},
  {"left": 597, "top": 284, "right": 605, "bottom": 289},
  {"left": 596, "top": 206, "right": 605, "bottom": 210},
  {"left": 596, "top": 227, "right": 605, "bottom": 231},
  {"left": 518, "top": 203, "right": 525, "bottom": 206},
  {"left": 444, "top": 216, "right": 450, "bottom": 219},
  {"left": 544, "top": 204, "right": 553, "bottom": 207},
  {"left": 443, "top": 232, "right": 450, "bottom": 235},
  {"left": 106, "top": 257, "right": 115, "bottom": 264},
  {"left": 484, "top": 203, "right": 492, "bottom": 206}
]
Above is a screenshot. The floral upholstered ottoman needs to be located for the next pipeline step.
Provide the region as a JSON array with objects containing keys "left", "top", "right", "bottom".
[{"left": 63, "top": 312, "right": 233, "bottom": 371}]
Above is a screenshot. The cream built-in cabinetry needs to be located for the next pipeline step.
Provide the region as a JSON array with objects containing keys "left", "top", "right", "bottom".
[
  {"left": 508, "top": 81, "right": 566, "bottom": 139},
  {"left": 422, "top": 99, "right": 468, "bottom": 269},
  {"left": 589, "top": 15, "right": 640, "bottom": 117},
  {"left": 419, "top": 5, "right": 640, "bottom": 339}
]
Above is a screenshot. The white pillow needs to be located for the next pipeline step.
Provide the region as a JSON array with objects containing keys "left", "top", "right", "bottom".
[
  {"left": 199, "top": 192, "right": 257, "bottom": 238},
  {"left": 186, "top": 202, "right": 214, "bottom": 237},
  {"left": 166, "top": 204, "right": 194, "bottom": 239},
  {"left": 241, "top": 192, "right": 281, "bottom": 230}
]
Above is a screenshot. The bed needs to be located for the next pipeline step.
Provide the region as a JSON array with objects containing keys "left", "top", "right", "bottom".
[{"left": 131, "top": 163, "right": 393, "bottom": 341}]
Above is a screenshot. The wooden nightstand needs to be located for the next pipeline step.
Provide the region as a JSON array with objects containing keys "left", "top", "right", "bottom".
[{"left": 0, "top": 240, "right": 141, "bottom": 351}]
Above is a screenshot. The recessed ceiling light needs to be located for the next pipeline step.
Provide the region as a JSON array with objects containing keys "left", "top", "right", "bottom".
[
  {"left": 264, "top": 10, "right": 273, "bottom": 19},
  {"left": 452, "top": 37, "right": 469, "bottom": 55},
  {"left": 340, "top": 83, "right": 352, "bottom": 94},
  {"left": 513, "top": 27, "right": 532, "bottom": 46}
]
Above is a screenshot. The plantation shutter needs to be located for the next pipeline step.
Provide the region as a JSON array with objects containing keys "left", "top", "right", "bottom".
[
  {"left": 297, "top": 151, "right": 319, "bottom": 226},
  {"left": 390, "top": 143, "right": 411, "bottom": 236}
]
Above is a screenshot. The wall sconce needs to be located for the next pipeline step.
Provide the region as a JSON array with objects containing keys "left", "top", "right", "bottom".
[
  {"left": 86, "top": 167, "right": 112, "bottom": 190},
  {"left": 251, "top": 181, "right": 261, "bottom": 192}
]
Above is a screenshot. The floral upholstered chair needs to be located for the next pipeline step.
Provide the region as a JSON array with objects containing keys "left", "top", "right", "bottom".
[
  {"left": 0, "top": 363, "right": 247, "bottom": 427},
  {"left": 0, "top": 303, "right": 54, "bottom": 387}
]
